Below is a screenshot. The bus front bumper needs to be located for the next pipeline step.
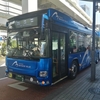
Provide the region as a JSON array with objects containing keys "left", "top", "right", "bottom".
[{"left": 6, "top": 72, "right": 51, "bottom": 86}]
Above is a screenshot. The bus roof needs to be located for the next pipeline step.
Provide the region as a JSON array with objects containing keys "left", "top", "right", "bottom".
[
  {"left": 47, "top": 8, "right": 92, "bottom": 35},
  {"left": 8, "top": 8, "right": 94, "bottom": 35},
  {"left": 8, "top": 9, "right": 48, "bottom": 21}
]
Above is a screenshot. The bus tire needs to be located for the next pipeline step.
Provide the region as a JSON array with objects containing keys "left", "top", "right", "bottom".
[{"left": 70, "top": 60, "right": 78, "bottom": 79}]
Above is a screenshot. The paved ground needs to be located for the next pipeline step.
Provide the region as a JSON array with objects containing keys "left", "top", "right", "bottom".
[
  {"left": 0, "top": 56, "right": 5, "bottom": 66},
  {"left": 0, "top": 67, "right": 6, "bottom": 78},
  {"left": 0, "top": 59, "right": 100, "bottom": 100},
  {"left": 0, "top": 78, "right": 67, "bottom": 100},
  {"left": 0, "top": 56, "right": 6, "bottom": 78},
  {"left": 44, "top": 62, "right": 100, "bottom": 100}
]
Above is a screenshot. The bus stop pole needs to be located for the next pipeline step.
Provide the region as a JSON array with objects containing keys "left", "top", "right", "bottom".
[{"left": 91, "top": 0, "right": 96, "bottom": 81}]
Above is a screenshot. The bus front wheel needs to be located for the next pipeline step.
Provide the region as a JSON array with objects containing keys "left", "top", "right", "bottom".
[{"left": 70, "top": 61, "right": 78, "bottom": 79}]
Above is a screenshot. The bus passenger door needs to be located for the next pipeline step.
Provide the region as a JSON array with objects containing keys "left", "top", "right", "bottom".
[
  {"left": 52, "top": 32, "right": 67, "bottom": 83},
  {"left": 52, "top": 32, "right": 59, "bottom": 82}
]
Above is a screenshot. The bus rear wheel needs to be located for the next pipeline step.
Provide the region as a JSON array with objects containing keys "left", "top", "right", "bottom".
[{"left": 70, "top": 61, "right": 78, "bottom": 79}]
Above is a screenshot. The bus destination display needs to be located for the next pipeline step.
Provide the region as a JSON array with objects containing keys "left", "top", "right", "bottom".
[{"left": 9, "top": 17, "right": 38, "bottom": 29}]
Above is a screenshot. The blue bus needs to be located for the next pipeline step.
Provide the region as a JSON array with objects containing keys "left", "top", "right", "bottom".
[{"left": 6, "top": 8, "right": 99, "bottom": 86}]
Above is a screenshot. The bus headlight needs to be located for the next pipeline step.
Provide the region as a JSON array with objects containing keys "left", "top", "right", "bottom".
[{"left": 39, "top": 71, "right": 48, "bottom": 77}]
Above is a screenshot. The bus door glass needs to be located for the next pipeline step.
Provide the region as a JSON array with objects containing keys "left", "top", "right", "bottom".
[
  {"left": 60, "top": 33, "right": 66, "bottom": 77},
  {"left": 52, "top": 32, "right": 59, "bottom": 81}
]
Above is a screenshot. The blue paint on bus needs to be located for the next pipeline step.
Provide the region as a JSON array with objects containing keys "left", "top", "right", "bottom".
[{"left": 6, "top": 58, "right": 52, "bottom": 86}]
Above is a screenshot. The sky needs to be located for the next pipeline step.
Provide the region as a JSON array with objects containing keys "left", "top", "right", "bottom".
[{"left": 79, "top": 1, "right": 100, "bottom": 25}]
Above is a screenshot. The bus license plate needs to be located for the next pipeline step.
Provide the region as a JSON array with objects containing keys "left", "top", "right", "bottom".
[{"left": 16, "top": 75, "right": 23, "bottom": 81}]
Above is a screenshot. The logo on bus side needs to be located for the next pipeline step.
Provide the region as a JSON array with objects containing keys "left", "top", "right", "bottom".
[
  {"left": 12, "top": 61, "right": 31, "bottom": 68},
  {"left": 51, "top": 12, "right": 67, "bottom": 23}
]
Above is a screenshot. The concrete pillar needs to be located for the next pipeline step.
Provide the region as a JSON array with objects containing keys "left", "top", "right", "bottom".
[{"left": 22, "top": 0, "right": 38, "bottom": 14}]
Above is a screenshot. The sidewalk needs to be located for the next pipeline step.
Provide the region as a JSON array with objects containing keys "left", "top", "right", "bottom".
[
  {"left": 0, "top": 55, "right": 5, "bottom": 60},
  {"left": 0, "top": 63, "right": 5, "bottom": 67},
  {"left": 44, "top": 62, "right": 100, "bottom": 100},
  {"left": 0, "top": 55, "right": 5, "bottom": 67}
]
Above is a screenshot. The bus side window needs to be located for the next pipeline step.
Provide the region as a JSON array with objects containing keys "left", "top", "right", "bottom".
[
  {"left": 78, "top": 45, "right": 86, "bottom": 52},
  {"left": 73, "top": 45, "right": 77, "bottom": 53},
  {"left": 69, "top": 31, "right": 78, "bottom": 53},
  {"left": 81, "top": 45, "right": 86, "bottom": 51},
  {"left": 70, "top": 47, "right": 73, "bottom": 53}
]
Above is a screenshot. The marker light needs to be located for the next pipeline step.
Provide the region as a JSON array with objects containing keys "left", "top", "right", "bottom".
[{"left": 42, "top": 81, "right": 45, "bottom": 85}]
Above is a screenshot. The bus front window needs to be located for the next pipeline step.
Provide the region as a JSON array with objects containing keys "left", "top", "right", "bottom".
[{"left": 7, "top": 29, "right": 49, "bottom": 58}]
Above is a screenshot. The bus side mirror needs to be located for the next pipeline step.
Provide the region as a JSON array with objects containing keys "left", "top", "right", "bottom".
[
  {"left": 40, "top": 28, "right": 45, "bottom": 40},
  {"left": 40, "top": 28, "right": 50, "bottom": 40},
  {"left": 40, "top": 14, "right": 49, "bottom": 40}
]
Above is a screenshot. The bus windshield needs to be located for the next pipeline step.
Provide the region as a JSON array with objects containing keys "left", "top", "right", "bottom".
[{"left": 7, "top": 28, "right": 49, "bottom": 59}]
